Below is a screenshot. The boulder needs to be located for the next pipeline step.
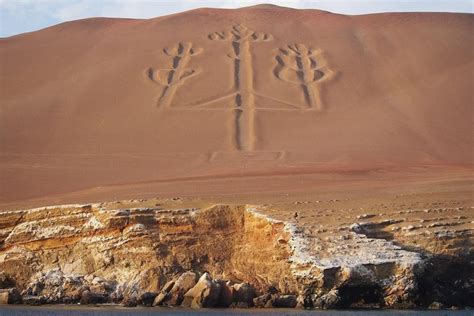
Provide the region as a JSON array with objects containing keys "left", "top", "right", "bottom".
[
  {"left": 137, "top": 291, "right": 157, "bottom": 306},
  {"left": 43, "top": 269, "right": 64, "bottom": 288},
  {"left": 233, "top": 302, "right": 253, "bottom": 308},
  {"left": 162, "top": 272, "right": 198, "bottom": 306},
  {"left": 27, "top": 280, "right": 44, "bottom": 296},
  {"left": 272, "top": 294, "right": 297, "bottom": 308},
  {"left": 296, "top": 294, "right": 311, "bottom": 309},
  {"left": 22, "top": 269, "right": 80, "bottom": 304},
  {"left": 92, "top": 276, "right": 106, "bottom": 285},
  {"left": 22, "top": 295, "right": 45, "bottom": 305},
  {"left": 9, "top": 288, "right": 22, "bottom": 304},
  {"left": 110, "top": 287, "right": 124, "bottom": 304},
  {"left": 253, "top": 293, "right": 272, "bottom": 308},
  {"left": 0, "top": 290, "right": 8, "bottom": 304},
  {"left": 122, "top": 294, "right": 138, "bottom": 307},
  {"left": 182, "top": 272, "right": 221, "bottom": 308},
  {"left": 89, "top": 284, "right": 109, "bottom": 296},
  {"left": 0, "top": 272, "right": 15, "bottom": 289},
  {"left": 313, "top": 289, "right": 341, "bottom": 309},
  {"left": 429, "top": 301, "right": 445, "bottom": 310},
  {"left": 134, "top": 268, "right": 164, "bottom": 293},
  {"left": 152, "top": 279, "right": 175, "bottom": 306},
  {"left": 79, "top": 290, "right": 93, "bottom": 304},
  {"left": 215, "top": 280, "right": 234, "bottom": 307},
  {"left": 264, "top": 298, "right": 274, "bottom": 308},
  {"left": 62, "top": 276, "right": 86, "bottom": 303},
  {"left": 0, "top": 288, "right": 22, "bottom": 304},
  {"left": 232, "top": 282, "right": 256, "bottom": 307},
  {"left": 80, "top": 289, "right": 107, "bottom": 304}
]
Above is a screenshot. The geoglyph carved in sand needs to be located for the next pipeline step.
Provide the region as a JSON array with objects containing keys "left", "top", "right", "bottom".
[
  {"left": 275, "top": 44, "right": 334, "bottom": 110},
  {"left": 147, "top": 26, "right": 334, "bottom": 151},
  {"left": 147, "top": 42, "right": 203, "bottom": 109},
  {"left": 204, "top": 24, "right": 274, "bottom": 151}
]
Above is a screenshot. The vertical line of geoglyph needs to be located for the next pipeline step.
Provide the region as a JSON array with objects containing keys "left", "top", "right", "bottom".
[{"left": 209, "top": 25, "right": 273, "bottom": 151}]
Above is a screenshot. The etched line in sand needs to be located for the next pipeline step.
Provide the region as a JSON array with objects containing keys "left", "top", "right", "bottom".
[
  {"left": 207, "top": 150, "right": 287, "bottom": 162},
  {"left": 275, "top": 44, "right": 334, "bottom": 111},
  {"left": 208, "top": 25, "right": 273, "bottom": 151},
  {"left": 145, "top": 30, "right": 335, "bottom": 152},
  {"left": 147, "top": 42, "right": 202, "bottom": 109}
]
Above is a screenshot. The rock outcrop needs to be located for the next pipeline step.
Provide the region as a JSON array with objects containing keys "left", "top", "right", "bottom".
[
  {"left": 0, "top": 201, "right": 472, "bottom": 309},
  {"left": 182, "top": 272, "right": 221, "bottom": 308}
]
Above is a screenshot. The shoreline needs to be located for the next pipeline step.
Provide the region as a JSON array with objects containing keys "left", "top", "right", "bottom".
[{"left": 1, "top": 304, "right": 473, "bottom": 315}]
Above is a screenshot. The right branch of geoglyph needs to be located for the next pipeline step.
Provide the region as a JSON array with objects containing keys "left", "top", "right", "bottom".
[
  {"left": 147, "top": 42, "right": 202, "bottom": 109},
  {"left": 276, "top": 44, "right": 334, "bottom": 110}
]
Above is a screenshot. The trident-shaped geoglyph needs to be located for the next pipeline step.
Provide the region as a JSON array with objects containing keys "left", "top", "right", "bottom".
[
  {"left": 147, "top": 42, "right": 202, "bottom": 109},
  {"left": 206, "top": 25, "right": 273, "bottom": 151},
  {"left": 275, "top": 44, "right": 334, "bottom": 110},
  {"left": 146, "top": 26, "right": 334, "bottom": 153}
]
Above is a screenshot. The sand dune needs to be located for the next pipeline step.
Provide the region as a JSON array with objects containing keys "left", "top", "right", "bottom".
[{"left": 0, "top": 5, "right": 473, "bottom": 207}]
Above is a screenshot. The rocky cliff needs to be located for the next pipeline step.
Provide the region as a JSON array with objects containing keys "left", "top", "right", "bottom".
[{"left": 0, "top": 200, "right": 472, "bottom": 309}]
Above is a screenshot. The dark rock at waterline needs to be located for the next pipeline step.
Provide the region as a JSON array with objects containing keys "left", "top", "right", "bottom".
[
  {"left": 313, "top": 289, "right": 341, "bottom": 309},
  {"left": 0, "top": 290, "right": 9, "bottom": 305},
  {"left": 0, "top": 255, "right": 472, "bottom": 310},
  {"left": 253, "top": 293, "right": 298, "bottom": 308},
  {"left": 215, "top": 280, "right": 234, "bottom": 307},
  {"left": 417, "top": 254, "right": 474, "bottom": 308},
  {"left": 121, "top": 294, "right": 138, "bottom": 307},
  {"left": 272, "top": 294, "right": 298, "bottom": 308},
  {"left": 153, "top": 279, "right": 175, "bottom": 306},
  {"left": 109, "top": 290, "right": 123, "bottom": 304},
  {"left": 253, "top": 293, "right": 272, "bottom": 307},
  {"left": 182, "top": 272, "right": 221, "bottom": 308},
  {"left": 232, "top": 282, "right": 256, "bottom": 307},
  {"left": 9, "top": 288, "right": 22, "bottom": 304},
  {"left": 0, "top": 272, "right": 15, "bottom": 289},
  {"left": 0, "top": 288, "right": 22, "bottom": 304},
  {"left": 80, "top": 290, "right": 108, "bottom": 305},
  {"left": 429, "top": 301, "right": 445, "bottom": 310},
  {"left": 22, "top": 295, "right": 45, "bottom": 305},
  {"left": 297, "top": 293, "right": 314, "bottom": 309},
  {"left": 162, "top": 271, "right": 198, "bottom": 306},
  {"left": 137, "top": 291, "right": 157, "bottom": 306},
  {"left": 232, "top": 301, "right": 253, "bottom": 308}
]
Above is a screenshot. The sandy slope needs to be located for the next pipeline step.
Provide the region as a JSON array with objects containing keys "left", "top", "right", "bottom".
[{"left": 0, "top": 5, "right": 473, "bottom": 207}]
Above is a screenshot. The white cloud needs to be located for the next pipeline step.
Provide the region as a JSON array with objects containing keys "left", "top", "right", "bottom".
[{"left": 54, "top": 1, "right": 96, "bottom": 21}]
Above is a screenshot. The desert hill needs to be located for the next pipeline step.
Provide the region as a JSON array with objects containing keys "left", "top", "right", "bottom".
[
  {"left": 0, "top": 5, "right": 473, "bottom": 207},
  {"left": 0, "top": 6, "right": 473, "bottom": 310}
]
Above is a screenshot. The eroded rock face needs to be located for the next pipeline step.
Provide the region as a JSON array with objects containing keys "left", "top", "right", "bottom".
[{"left": 0, "top": 202, "right": 472, "bottom": 308}]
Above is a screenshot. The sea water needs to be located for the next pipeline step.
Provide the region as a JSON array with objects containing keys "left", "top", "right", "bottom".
[{"left": 0, "top": 306, "right": 472, "bottom": 316}]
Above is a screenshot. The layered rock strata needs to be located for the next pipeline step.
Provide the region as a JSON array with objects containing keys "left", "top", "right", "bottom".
[{"left": 0, "top": 202, "right": 472, "bottom": 309}]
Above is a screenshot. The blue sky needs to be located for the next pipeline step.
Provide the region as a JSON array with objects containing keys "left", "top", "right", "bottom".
[{"left": 1, "top": 0, "right": 473, "bottom": 37}]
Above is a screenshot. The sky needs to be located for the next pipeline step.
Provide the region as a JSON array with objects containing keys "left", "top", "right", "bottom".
[{"left": 1, "top": 0, "right": 473, "bottom": 37}]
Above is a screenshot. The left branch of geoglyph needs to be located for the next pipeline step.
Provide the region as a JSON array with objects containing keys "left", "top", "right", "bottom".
[{"left": 148, "top": 42, "right": 203, "bottom": 109}]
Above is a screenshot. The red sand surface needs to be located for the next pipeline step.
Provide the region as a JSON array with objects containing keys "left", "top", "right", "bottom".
[{"left": 0, "top": 5, "right": 472, "bottom": 209}]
